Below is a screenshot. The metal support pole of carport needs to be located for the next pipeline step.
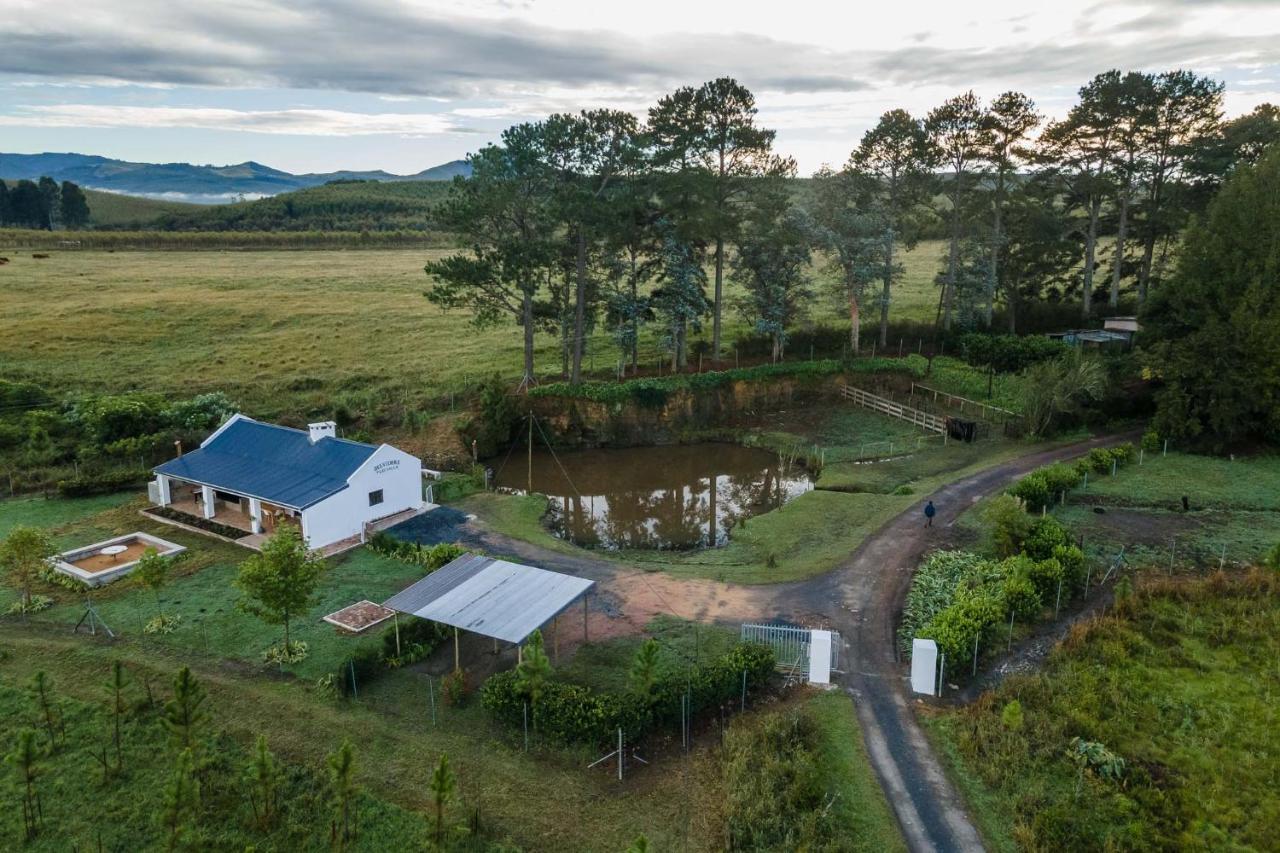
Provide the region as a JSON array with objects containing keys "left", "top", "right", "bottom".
[{"left": 453, "top": 626, "right": 460, "bottom": 671}]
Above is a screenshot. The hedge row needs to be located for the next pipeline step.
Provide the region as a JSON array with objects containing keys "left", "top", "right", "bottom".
[
  {"left": 1009, "top": 443, "right": 1136, "bottom": 511},
  {"left": 915, "top": 517, "right": 1086, "bottom": 665},
  {"left": 480, "top": 642, "right": 776, "bottom": 746},
  {"left": 56, "top": 468, "right": 149, "bottom": 497},
  {"left": 529, "top": 358, "right": 921, "bottom": 407},
  {"left": 366, "top": 532, "right": 464, "bottom": 572}
]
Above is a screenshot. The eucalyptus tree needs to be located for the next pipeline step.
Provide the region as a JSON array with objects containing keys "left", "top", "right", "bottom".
[
  {"left": 1041, "top": 71, "right": 1125, "bottom": 318},
  {"left": 425, "top": 129, "right": 557, "bottom": 387},
  {"left": 601, "top": 142, "right": 660, "bottom": 374},
  {"left": 1107, "top": 72, "right": 1157, "bottom": 308},
  {"left": 732, "top": 181, "right": 812, "bottom": 362},
  {"left": 927, "top": 91, "right": 987, "bottom": 331},
  {"left": 980, "top": 91, "right": 1040, "bottom": 325},
  {"left": 808, "top": 165, "right": 889, "bottom": 354},
  {"left": 651, "top": 227, "right": 710, "bottom": 369},
  {"left": 650, "top": 78, "right": 792, "bottom": 361},
  {"left": 1133, "top": 70, "right": 1224, "bottom": 302},
  {"left": 1188, "top": 102, "right": 1280, "bottom": 192},
  {"left": 539, "top": 109, "right": 643, "bottom": 384},
  {"left": 998, "top": 176, "right": 1076, "bottom": 332},
  {"left": 850, "top": 109, "right": 934, "bottom": 347}
]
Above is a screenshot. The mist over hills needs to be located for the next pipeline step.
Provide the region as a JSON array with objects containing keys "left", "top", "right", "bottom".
[{"left": 0, "top": 152, "right": 471, "bottom": 203}]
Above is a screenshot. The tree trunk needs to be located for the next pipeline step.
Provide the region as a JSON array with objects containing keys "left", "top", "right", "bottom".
[
  {"left": 1138, "top": 233, "right": 1156, "bottom": 304},
  {"left": 570, "top": 228, "right": 587, "bottom": 385},
  {"left": 986, "top": 173, "right": 1004, "bottom": 328},
  {"left": 1110, "top": 187, "right": 1130, "bottom": 308},
  {"left": 943, "top": 194, "right": 961, "bottom": 332},
  {"left": 848, "top": 285, "right": 861, "bottom": 356},
  {"left": 879, "top": 232, "right": 893, "bottom": 348},
  {"left": 522, "top": 289, "right": 535, "bottom": 385},
  {"left": 712, "top": 235, "right": 724, "bottom": 361},
  {"left": 629, "top": 255, "right": 639, "bottom": 374},
  {"left": 1083, "top": 196, "right": 1100, "bottom": 318}
]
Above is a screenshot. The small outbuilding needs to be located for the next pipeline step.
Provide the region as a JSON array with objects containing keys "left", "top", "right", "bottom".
[
  {"left": 383, "top": 552, "right": 595, "bottom": 668},
  {"left": 150, "top": 414, "right": 424, "bottom": 551}
]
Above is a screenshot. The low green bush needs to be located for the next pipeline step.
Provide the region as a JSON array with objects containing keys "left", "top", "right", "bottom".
[
  {"left": 479, "top": 642, "right": 775, "bottom": 747},
  {"left": 367, "top": 533, "right": 463, "bottom": 572},
  {"left": 335, "top": 617, "right": 449, "bottom": 695},
  {"left": 148, "top": 506, "right": 249, "bottom": 539},
  {"left": 56, "top": 468, "right": 149, "bottom": 497}
]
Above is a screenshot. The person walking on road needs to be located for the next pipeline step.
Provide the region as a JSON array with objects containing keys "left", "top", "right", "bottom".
[{"left": 924, "top": 500, "right": 936, "bottom": 528}]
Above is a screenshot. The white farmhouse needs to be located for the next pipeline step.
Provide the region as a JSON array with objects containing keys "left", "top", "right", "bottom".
[{"left": 150, "top": 414, "right": 424, "bottom": 550}]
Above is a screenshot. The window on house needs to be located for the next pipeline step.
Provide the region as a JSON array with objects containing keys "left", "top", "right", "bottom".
[{"left": 368, "top": 489, "right": 384, "bottom": 507}]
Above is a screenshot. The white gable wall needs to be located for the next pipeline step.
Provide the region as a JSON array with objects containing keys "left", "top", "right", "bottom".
[{"left": 299, "top": 443, "right": 423, "bottom": 549}]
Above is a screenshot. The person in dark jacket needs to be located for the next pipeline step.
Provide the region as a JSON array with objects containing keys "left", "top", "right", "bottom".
[{"left": 924, "top": 500, "right": 936, "bottom": 527}]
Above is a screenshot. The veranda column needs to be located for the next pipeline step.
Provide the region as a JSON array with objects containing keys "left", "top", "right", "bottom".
[
  {"left": 248, "top": 497, "right": 263, "bottom": 534},
  {"left": 201, "top": 485, "right": 216, "bottom": 519},
  {"left": 156, "top": 475, "right": 171, "bottom": 506}
]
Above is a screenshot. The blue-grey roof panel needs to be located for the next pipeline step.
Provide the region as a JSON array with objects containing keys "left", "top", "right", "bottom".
[{"left": 154, "top": 418, "right": 377, "bottom": 508}]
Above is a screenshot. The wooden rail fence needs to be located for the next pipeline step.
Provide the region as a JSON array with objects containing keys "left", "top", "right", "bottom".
[
  {"left": 909, "top": 383, "right": 1018, "bottom": 423},
  {"left": 839, "top": 385, "right": 946, "bottom": 434}
]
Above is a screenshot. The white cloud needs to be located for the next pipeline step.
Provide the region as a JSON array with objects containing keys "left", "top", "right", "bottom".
[{"left": 0, "top": 105, "right": 463, "bottom": 136}]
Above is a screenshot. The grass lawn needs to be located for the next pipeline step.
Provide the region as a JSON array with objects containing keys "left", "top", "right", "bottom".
[
  {"left": 924, "top": 571, "right": 1280, "bottom": 851},
  {"left": 0, "top": 241, "right": 950, "bottom": 419},
  {"left": 804, "top": 690, "right": 909, "bottom": 853},
  {"left": 1041, "top": 452, "right": 1280, "bottom": 572},
  {"left": 0, "top": 494, "right": 421, "bottom": 680}
]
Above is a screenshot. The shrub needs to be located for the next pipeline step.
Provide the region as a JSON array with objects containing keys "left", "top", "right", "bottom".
[
  {"left": 144, "top": 613, "right": 183, "bottom": 635},
  {"left": 57, "top": 468, "right": 148, "bottom": 498},
  {"left": 480, "top": 641, "right": 775, "bottom": 746},
  {"left": 441, "top": 670, "right": 470, "bottom": 707},
  {"left": 1001, "top": 562, "right": 1042, "bottom": 619},
  {"left": 367, "top": 534, "right": 464, "bottom": 573},
  {"left": 984, "top": 495, "right": 1034, "bottom": 558},
  {"left": 1009, "top": 471, "right": 1051, "bottom": 512},
  {"left": 899, "top": 550, "right": 992, "bottom": 650},
  {"left": 1141, "top": 429, "right": 1161, "bottom": 452},
  {"left": 334, "top": 643, "right": 383, "bottom": 698},
  {"left": 149, "top": 506, "right": 250, "bottom": 540},
  {"left": 381, "top": 616, "right": 448, "bottom": 667},
  {"left": 919, "top": 585, "right": 1006, "bottom": 663},
  {"left": 6, "top": 594, "right": 54, "bottom": 615},
  {"left": 262, "top": 639, "right": 308, "bottom": 664},
  {"left": 1024, "top": 516, "right": 1070, "bottom": 561}
]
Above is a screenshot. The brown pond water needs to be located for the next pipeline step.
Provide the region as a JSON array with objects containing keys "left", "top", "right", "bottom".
[{"left": 492, "top": 443, "right": 813, "bottom": 549}]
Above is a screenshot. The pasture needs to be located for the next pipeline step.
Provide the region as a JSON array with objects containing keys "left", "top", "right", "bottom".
[{"left": 0, "top": 241, "right": 948, "bottom": 418}]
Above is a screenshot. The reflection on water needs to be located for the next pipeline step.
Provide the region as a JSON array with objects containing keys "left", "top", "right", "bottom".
[{"left": 492, "top": 443, "right": 813, "bottom": 550}]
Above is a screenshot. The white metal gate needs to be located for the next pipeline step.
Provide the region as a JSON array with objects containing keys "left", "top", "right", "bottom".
[{"left": 740, "top": 623, "right": 842, "bottom": 684}]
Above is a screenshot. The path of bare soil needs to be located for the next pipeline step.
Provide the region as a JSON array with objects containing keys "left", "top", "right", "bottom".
[{"left": 438, "top": 431, "right": 1139, "bottom": 852}]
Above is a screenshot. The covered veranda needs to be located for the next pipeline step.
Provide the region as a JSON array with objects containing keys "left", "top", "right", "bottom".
[{"left": 382, "top": 552, "right": 595, "bottom": 670}]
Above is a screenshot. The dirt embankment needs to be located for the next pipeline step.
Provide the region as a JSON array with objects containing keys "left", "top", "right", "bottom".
[{"left": 528, "top": 372, "right": 911, "bottom": 449}]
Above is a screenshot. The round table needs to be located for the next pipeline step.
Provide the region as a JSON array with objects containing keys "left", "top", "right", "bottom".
[{"left": 100, "top": 544, "right": 129, "bottom": 562}]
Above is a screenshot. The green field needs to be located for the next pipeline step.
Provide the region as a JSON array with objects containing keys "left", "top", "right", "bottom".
[
  {"left": 926, "top": 571, "right": 1280, "bottom": 851},
  {"left": 0, "top": 241, "right": 948, "bottom": 419}
]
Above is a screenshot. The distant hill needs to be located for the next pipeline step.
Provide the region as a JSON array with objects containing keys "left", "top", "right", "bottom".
[
  {"left": 0, "top": 152, "right": 470, "bottom": 204},
  {"left": 144, "top": 179, "right": 455, "bottom": 232}
]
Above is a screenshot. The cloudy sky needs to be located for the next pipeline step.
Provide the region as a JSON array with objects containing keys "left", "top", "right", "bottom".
[{"left": 2, "top": 0, "right": 1279, "bottom": 175}]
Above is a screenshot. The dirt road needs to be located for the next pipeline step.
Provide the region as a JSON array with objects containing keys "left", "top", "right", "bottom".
[{"left": 456, "top": 432, "right": 1136, "bottom": 852}]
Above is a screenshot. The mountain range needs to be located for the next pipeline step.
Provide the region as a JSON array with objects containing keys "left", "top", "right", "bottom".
[{"left": 0, "top": 152, "right": 470, "bottom": 203}]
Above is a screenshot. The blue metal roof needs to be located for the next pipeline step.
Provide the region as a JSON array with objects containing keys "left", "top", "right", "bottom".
[{"left": 155, "top": 417, "right": 377, "bottom": 509}]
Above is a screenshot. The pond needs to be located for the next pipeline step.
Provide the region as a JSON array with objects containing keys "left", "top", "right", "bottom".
[{"left": 492, "top": 443, "right": 813, "bottom": 550}]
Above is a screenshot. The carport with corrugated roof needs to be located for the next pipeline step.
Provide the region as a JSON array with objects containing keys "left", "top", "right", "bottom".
[{"left": 382, "top": 552, "right": 595, "bottom": 669}]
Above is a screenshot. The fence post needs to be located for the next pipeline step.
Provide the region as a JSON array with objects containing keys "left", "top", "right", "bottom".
[
  {"left": 523, "top": 702, "right": 529, "bottom": 752},
  {"left": 1220, "top": 543, "right": 1227, "bottom": 571},
  {"left": 972, "top": 633, "right": 979, "bottom": 677},
  {"left": 1054, "top": 577, "right": 1063, "bottom": 619},
  {"left": 1007, "top": 611, "right": 1014, "bottom": 651},
  {"left": 428, "top": 676, "right": 436, "bottom": 726},
  {"left": 741, "top": 669, "right": 747, "bottom": 713},
  {"left": 1163, "top": 439, "right": 1168, "bottom": 457},
  {"left": 349, "top": 660, "right": 358, "bottom": 699},
  {"left": 937, "top": 654, "right": 946, "bottom": 697}
]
